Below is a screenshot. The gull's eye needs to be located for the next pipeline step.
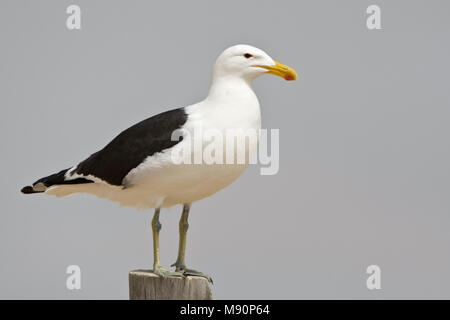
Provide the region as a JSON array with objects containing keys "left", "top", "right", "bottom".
[{"left": 243, "top": 53, "right": 253, "bottom": 59}]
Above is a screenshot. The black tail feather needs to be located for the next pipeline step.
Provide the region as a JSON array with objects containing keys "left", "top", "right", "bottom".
[{"left": 21, "top": 168, "right": 94, "bottom": 195}]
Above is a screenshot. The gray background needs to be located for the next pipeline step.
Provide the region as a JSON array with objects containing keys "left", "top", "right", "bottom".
[{"left": 1, "top": 0, "right": 449, "bottom": 299}]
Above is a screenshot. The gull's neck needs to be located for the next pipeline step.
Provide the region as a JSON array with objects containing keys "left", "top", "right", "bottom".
[
  {"left": 206, "top": 75, "right": 256, "bottom": 103},
  {"left": 186, "top": 74, "right": 261, "bottom": 132}
]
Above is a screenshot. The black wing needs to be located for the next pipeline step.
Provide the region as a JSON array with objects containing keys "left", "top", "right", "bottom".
[{"left": 72, "top": 107, "right": 187, "bottom": 186}]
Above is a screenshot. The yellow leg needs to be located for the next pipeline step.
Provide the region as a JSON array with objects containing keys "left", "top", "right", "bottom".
[
  {"left": 152, "top": 208, "right": 162, "bottom": 269},
  {"left": 173, "top": 204, "right": 190, "bottom": 268},
  {"left": 172, "top": 203, "right": 212, "bottom": 283},
  {"left": 151, "top": 208, "right": 183, "bottom": 278}
]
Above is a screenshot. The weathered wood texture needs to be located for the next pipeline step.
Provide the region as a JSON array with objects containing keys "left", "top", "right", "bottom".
[{"left": 129, "top": 270, "right": 212, "bottom": 300}]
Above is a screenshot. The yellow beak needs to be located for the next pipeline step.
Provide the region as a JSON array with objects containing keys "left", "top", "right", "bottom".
[{"left": 254, "top": 61, "right": 298, "bottom": 81}]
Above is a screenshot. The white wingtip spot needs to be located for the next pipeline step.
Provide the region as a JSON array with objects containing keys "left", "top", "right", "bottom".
[{"left": 33, "top": 182, "right": 47, "bottom": 192}]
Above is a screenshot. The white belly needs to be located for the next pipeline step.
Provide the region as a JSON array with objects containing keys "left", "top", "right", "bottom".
[{"left": 136, "top": 162, "right": 248, "bottom": 207}]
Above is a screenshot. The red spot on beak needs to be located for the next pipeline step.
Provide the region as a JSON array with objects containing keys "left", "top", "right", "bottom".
[{"left": 284, "top": 75, "right": 294, "bottom": 81}]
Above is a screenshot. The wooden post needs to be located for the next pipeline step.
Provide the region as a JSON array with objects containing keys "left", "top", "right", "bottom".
[{"left": 129, "top": 270, "right": 213, "bottom": 300}]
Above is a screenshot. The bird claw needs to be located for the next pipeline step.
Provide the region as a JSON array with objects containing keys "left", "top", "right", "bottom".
[
  {"left": 171, "top": 262, "right": 213, "bottom": 283},
  {"left": 183, "top": 269, "right": 213, "bottom": 284}
]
